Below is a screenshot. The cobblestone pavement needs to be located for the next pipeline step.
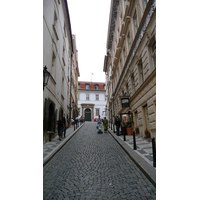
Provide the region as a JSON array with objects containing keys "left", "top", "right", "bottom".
[{"left": 43, "top": 122, "right": 156, "bottom": 199}]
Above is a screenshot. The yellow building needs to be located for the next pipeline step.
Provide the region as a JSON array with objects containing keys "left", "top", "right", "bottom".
[{"left": 104, "top": 0, "right": 156, "bottom": 140}]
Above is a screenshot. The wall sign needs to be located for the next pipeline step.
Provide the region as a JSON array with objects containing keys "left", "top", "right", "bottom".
[{"left": 121, "top": 97, "right": 130, "bottom": 108}]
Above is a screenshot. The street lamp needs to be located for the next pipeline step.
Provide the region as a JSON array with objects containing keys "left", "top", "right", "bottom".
[{"left": 43, "top": 66, "right": 51, "bottom": 90}]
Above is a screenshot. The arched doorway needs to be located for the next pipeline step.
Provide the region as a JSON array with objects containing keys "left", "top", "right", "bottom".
[{"left": 85, "top": 108, "right": 91, "bottom": 121}]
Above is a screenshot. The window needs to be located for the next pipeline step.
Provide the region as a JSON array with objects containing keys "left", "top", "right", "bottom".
[
  {"left": 85, "top": 84, "right": 90, "bottom": 90},
  {"left": 143, "top": 0, "right": 149, "bottom": 9},
  {"left": 53, "top": 9, "right": 59, "bottom": 40},
  {"left": 140, "top": 62, "right": 144, "bottom": 84},
  {"left": 96, "top": 108, "right": 100, "bottom": 116},
  {"left": 123, "top": 46, "right": 126, "bottom": 62},
  {"left": 127, "top": 31, "right": 131, "bottom": 51},
  {"left": 64, "top": 25, "right": 67, "bottom": 38},
  {"left": 96, "top": 94, "right": 99, "bottom": 101},
  {"left": 134, "top": 12, "right": 138, "bottom": 34},
  {"left": 86, "top": 94, "right": 89, "bottom": 100},
  {"left": 132, "top": 73, "right": 136, "bottom": 93},
  {"left": 125, "top": 83, "right": 129, "bottom": 95},
  {"left": 103, "top": 85, "right": 106, "bottom": 90},
  {"left": 151, "top": 41, "right": 156, "bottom": 69},
  {"left": 78, "top": 83, "right": 80, "bottom": 89},
  {"left": 62, "top": 46, "right": 66, "bottom": 66},
  {"left": 52, "top": 51, "right": 56, "bottom": 67},
  {"left": 95, "top": 84, "right": 99, "bottom": 90}
]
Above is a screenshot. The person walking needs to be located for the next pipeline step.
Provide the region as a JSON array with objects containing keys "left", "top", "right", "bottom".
[
  {"left": 97, "top": 115, "right": 102, "bottom": 124},
  {"left": 62, "top": 114, "right": 66, "bottom": 138},
  {"left": 115, "top": 115, "right": 121, "bottom": 136},
  {"left": 56, "top": 116, "right": 65, "bottom": 141},
  {"left": 103, "top": 117, "right": 108, "bottom": 132}
]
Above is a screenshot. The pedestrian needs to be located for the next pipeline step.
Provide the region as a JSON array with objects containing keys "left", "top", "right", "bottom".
[
  {"left": 56, "top": 116, "right": 65, "bottom": 141},
  {"left": 115, "top": 115, "right": 121, "bottom": 136},
  {"left": 103, "top": 117, "right": 108, "bottom": 131},
  {"left": 62, "top": 114, "right": 66, "bottom": 138},
  {"left": 97, "top": 115, "right": 101, "bottom": 124}
]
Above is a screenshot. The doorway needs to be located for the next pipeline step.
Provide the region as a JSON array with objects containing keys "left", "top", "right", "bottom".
[{"left": 84, "top": 108, "right": 91, "bottom": 121}]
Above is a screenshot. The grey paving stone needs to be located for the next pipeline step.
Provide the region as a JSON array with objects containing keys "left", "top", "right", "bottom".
[{"left": 43, "top": 122, "right": 156, "bottom": 199}]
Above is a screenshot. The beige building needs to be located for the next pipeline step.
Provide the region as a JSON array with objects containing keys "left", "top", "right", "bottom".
[
  {"left": 71, "top": 35, "right": 80, "bottom": 119},
  {"left": 43, "top": 0, "right": 74, "bottom": 143},
  {"left": 104, "top": 0, "right": 156, "bottom": 140}
]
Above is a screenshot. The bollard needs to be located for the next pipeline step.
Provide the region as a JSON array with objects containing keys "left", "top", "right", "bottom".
[
  {"left": 152, "top": 137, "right": 156, "bottom": 168},
  {"left": 123, "top": 127, "right": 126, "bottom": 141},
  {"left": 133, "top": 130, "right": 137, "bottom": 150},
  {"left": 116, "top": 126, "right": 119, "bottom": 136}
]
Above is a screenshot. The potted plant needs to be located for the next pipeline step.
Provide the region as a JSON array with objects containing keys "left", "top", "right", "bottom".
[
  {"left": 135, "top": 126, "right": 139, "bottom": 134},
  {"left": 126, "top": 121, "right": 133, "bottom": 135},
  {"left": 145, "top": 128, "right": 151, "bottom": 138}
]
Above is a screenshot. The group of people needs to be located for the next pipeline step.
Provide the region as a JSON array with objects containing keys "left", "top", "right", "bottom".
[
  {"left": 57, "top": 114, "right": 121, "bottom": 139},
  {"left": 56, "top": 114, "right": 68, "bottom": 141},
  {"left": 97, "top": 115, "right": 108, "bottom": 132}
]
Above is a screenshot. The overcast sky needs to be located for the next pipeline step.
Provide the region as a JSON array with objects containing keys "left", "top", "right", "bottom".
[{"left": 67, "top": 0, "right": 111, "bottom": 83}]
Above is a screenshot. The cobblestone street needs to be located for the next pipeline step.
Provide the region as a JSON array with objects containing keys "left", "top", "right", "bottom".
[{"left": 43, "top": 122, "right": 156, "bottom": 199}]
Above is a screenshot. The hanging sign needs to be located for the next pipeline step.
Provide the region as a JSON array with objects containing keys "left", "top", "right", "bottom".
[{"left": 121, "top": 97, "right": 130, "bottom": 108}]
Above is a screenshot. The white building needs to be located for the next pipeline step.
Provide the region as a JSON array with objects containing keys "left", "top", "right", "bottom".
[
  {"left": 43, "top": 0, "right": 74, "bottom": 143},
  {"left": 78, "top": 81, "right": 106, "bottom": 121}
]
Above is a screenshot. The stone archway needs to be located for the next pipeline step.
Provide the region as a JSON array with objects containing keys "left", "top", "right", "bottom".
[{"left": 84, "top": 108, "right": 91, "bottom": 121}]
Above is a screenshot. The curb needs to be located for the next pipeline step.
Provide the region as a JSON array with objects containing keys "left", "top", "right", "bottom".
[
  {"left": 43, "top": 123, "right": 85, "bottom": 166},
  {"left": 108, "top": 130, "right": 156, "bottom": 187}
]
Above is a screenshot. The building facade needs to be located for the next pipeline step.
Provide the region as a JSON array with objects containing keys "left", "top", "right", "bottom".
[
  {"left": 43, "top": 0, "right": 74, "bottom": 143},
  {"left": 78, "top": 82, "right": 106, "bottom": 121},
  {"left": 71, "top": 35, "right": 80, "bottom": 120},
  {"left": 104, "top": 0, "right": 156, "bottom": 140}
]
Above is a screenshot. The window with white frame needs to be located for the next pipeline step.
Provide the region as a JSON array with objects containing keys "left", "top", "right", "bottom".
[
  {"left": 96, "top": 108, "right": 99, "bottom": 116},
  {"left": 86, "top": 94, "right": 89, "bottom": 100},
  {"left": 96, "top": 94, "right": 99, "bottom": 101},
  {"left": 85, "top": 84, "right": 90, "bottom": 90},
  {"left": 151, "top": 41, "right": 156, "bottom": 69}
]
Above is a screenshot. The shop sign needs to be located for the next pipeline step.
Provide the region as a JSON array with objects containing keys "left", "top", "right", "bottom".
[{"left": 121, "top": 97, "right": 130, "bottom": 108}]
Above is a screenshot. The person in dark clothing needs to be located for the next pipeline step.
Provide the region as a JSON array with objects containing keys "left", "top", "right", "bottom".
[
  {"left": 115, "top": 115, "right": 121, "bottom": 136},
  {"left": 56, "top": 116, "right": 65, "bottom": 141},
  {"left": 62, "top": 114, "right": 66, "bottom": 138}
]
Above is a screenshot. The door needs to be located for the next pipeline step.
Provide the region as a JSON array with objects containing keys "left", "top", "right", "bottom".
[{"left": 85, "top": 108, "right": 91, "bottom": 121}]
